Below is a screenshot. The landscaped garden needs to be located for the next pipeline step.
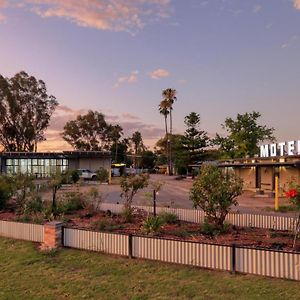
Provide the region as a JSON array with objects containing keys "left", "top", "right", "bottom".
[{"left": 0, "top": 165, "right": 299, "bottom": 252}]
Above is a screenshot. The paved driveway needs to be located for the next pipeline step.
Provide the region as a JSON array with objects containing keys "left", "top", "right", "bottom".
[{"left": 97, "top": 174, "right": 293, "bottom": 216}]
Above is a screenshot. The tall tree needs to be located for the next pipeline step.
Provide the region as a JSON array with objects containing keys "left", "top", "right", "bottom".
[
  {"left": 214, "top": 111, "right": 275, "bottom": 158},
  {"left": 161, "top": 88, "right": 177, "bottom": 174},
  {"left": 107, "top": 124, "right": 123, "bottom": 162},
  {"left": 131, "top": 131, "right": 144, "bottom": 168},
  {"left": 0, "top": 71, "right": 58, "bottom": 152},
  {"left": 156, "top": 134, "right": 188, "bottom": 174},
  {"left": 182, "top": 112, "right": 210, "bottom": 163},
  {"left": 158, "top": 99, "right": 170, "bottom": 173},
  {"left": 62, "top": 110, "right": 112, "bottom": 151}
]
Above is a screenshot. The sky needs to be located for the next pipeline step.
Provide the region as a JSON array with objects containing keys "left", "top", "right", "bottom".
[{"left": 0, "top": 0, "right": 300, "bottom": 151}]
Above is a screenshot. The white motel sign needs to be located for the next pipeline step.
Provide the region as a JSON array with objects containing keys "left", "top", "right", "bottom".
[{"left": 260, "top": 140, "right": 300, "bottom": 158}]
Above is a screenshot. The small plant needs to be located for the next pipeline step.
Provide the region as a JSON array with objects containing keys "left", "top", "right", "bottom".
[
  {"left": 285, "top": 185, "right": 300, "bottom": 250},
  {"left": 142, "top": 216, "right": 164, "bottom": 235},
  {"left": 200, "top": 219, "right": 231, "bottom": 237},
  {"left": 159, "top": 212, "right": 178, "bottom": 224},
  {"left": 26, "top": 194, "right": 44, "bottom": 214},
  {"left": 70, "top": 170, "right": 80, "bottom": 184},
  {"left": 168, "top": 228, "right": 190, "bottom": 238},
  {"left": 16, "top": 213, "right": 32, "bottom": 223},
  {"left": 120, "top": 173, "right": 149, "bottom": 211},
  {"left": 121, "top": 207, "right": 134, "bottom": 223},
  {"left": 84, "top": 187, "right": 103, "bottom": 215},
  {"left": 0, "top": 176, "right": 13, "bottom": 210},
  {"left": 97, "top": 168, "right": 109, "bottom": 183},
  {"left": 96, "top": 219, "right": 122, "bottom": 232},
  {"left": 57, "top": 192, "right": 85, "bottom": 214}
]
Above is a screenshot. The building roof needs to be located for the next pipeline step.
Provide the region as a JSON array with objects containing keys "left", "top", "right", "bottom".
[
  {"left": 189, "top": 155, "right": 300, "bottom": 169},
  {"left": 0, "top": 151, "right": 111, "bottom": 159}
]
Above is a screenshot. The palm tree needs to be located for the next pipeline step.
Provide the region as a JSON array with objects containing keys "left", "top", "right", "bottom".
[
  {"left": 162, "top": 88, "right": 177, "bottom": 175},
  {"left": 131, "top": 131, "right": 144, "bottom": 168},
  {"left": 159, "top": 99, "right": 170, "bottom": 173}
]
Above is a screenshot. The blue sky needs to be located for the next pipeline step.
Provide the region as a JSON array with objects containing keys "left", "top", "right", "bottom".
[{"left": 0, "top": 0, "right": 300, "bottom": 150}]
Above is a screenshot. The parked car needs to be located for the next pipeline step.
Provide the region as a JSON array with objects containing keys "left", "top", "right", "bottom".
[{"left": 77, "top": 169, "right": 98, "bottom": 181}]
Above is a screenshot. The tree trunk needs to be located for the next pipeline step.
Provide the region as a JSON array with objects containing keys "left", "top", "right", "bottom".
[
  {"left": 169, "top": 109, "right": 173, "bottom": 175},
  {"left": 164, "top": 115, "right": 169, "bottom": 175},
  {"left": 115, "top": 142, "right": 118, "bottom": 162},
  {"left": 52, "top": 186, "right": 57, "bottom": 215}
]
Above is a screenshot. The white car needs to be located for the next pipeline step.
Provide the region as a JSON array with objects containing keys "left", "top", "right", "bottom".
[{"left": 77, "top": 169, "right": 98, "bottom": 181}]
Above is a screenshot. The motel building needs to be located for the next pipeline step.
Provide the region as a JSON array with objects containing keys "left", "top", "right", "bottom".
[
  {"left": 0, "top": 151, "right": 111, "bottom": 178},
  {"left": 192, "top": 140, "right": 300, "bottom": 197}
]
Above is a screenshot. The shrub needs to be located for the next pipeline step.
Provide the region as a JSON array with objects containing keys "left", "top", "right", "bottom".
[
  {"left": 26, "top": 195, "right": 44, "bottom": 214},
  {"left": 168, "top": 228, "right": 190, "bottom": 238},
  {"left": 70, "top": 170, "right": 80, "bottom": 184},
  {"left": 84, "top": 187, "right": 103, "bottom": 215},
  {"left": 142, "top": 216, "right": 164, "bottom": 235},
  {"left": 95, "top": 219, "right": 122, "bottom": 232},
  {"left": 200, "top": 219, "right": 231, "bottom": 237},
  {"left": 97, "top": 168, "right": 109, "bottom": 183},
  {"left": 0, "top": 177, "right": 13, "bottom": 210},
  {"left": 58, "top": 192, "right": 85, "bottom": 214},
  {"left": 159, "top": 212, "right": 178, "bottom": 224},
  {"left": 190, "top": 164, "right": 243, "bottom": 229},
  {"left": 120, "top": 173, "right": 149, "bottom": 211},
  {"left": 121, "top": 207, "right": 134, "bottom": 223},
  {"left": 285, "top": 184, "right": 300, "bottom": 249}
]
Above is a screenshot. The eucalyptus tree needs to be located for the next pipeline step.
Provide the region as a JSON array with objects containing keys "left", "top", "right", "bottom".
[
  {"left": 62, "top": 110, "right": 112, "bottom": 151},
  {"left": 0, "top": 71, "right": 58, "bottom": 152},
  {"left": 108, "top": 124, "right": 123, "bottom": 162}
]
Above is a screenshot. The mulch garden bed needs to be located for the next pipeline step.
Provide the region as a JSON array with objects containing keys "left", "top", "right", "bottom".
[{"left": 0, "top": 208, "right": 299, "bottom": 252}]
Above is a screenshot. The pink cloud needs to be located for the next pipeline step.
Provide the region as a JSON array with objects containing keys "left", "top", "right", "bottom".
[
  {"left": 150, "top": 68, "right": 170, "bottom": 79},
  {"left": 294, "top": 0, "right": 300, "bottom": 10},
  {"left": 113, "top": 70, "right": 138, "bottom": 88},
  {"left": 19, "top": 0, "right": 171, "bottom": 34},
  {"left": 0, "top": 0, "right": 7, "bottom": 22}
]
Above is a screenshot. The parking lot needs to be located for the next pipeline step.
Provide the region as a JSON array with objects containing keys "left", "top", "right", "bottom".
[{"left": 97, "top": 174, "right": 292, "bottom": 215}]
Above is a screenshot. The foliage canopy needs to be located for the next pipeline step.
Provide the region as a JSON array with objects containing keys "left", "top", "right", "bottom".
[
  {"left": 214, "top": 111, "right": 275, "bottom": 158},
  {"left": 190, "top": 164, "right": 243, "bottom": 228},
  {"left": 0, "top": 71, "right": 58, "bottom": 151}
]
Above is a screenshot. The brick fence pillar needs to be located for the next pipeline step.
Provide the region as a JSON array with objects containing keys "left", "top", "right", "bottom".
[{"left": 41, "top": 221, "right": 64, "bottom": 250}]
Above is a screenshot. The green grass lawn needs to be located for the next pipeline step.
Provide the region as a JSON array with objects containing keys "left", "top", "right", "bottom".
[{"left": 0, "top": 238, "right": 300, "bottom": 300}]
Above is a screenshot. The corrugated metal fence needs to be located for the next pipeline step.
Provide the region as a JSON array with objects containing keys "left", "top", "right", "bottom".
[
  {"left": 235, "top": 246, "right": 300, "bottom": 280},
  {"left": 100, "top": 203, "right": 297, "bottom": 231},
  {"left": 132, "top": 236, "right": 232, "bottom": 271},
  {"left": 63, "top": 227, "right": 300, "bottom": 281},
  {"left": 63, "top": 228, "right": 128, "bottom": 256},
  {"left": 0, "top": 219, "right": 299, "bottom": 281},
  {"left": 0, "top": 220, "right": 44, "bottom": 242}
]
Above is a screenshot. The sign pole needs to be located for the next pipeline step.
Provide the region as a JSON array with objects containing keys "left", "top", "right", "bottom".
[{"left": 275, "top": 174, "right": 279, "bottom": 211}]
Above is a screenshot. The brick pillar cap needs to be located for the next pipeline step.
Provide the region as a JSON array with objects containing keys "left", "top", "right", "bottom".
[{"left": 45, "top": 221, "right": 64, "bottom": 227}]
